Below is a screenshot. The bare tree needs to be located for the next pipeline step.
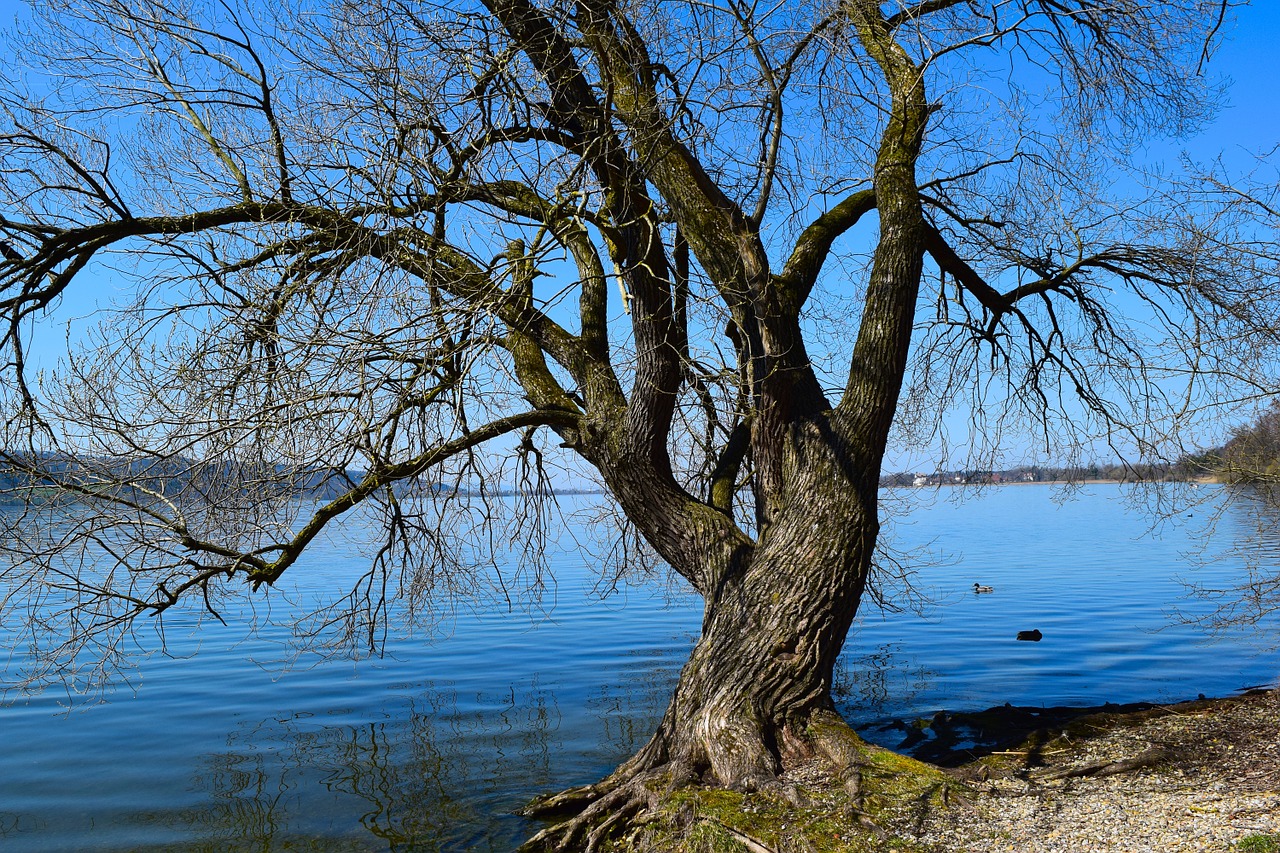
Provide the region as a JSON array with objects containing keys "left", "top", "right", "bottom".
[{"left": 0, "top": 0, "right": 1271, "bottom": 847}]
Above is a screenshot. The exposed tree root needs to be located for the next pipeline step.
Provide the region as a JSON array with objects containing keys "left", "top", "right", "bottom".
[
  {"left": 517, "top": 766, "right": 674, "bottom": 852},
  {"left": 516, "top": 710, "right": 966, "bottom": 852},
  {"left": 519, "top": 780, "right": 619, "bottom": 820}
]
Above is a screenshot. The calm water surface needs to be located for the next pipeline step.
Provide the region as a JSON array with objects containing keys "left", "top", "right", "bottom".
[{"left": 1, "top": 485, "right": 1278, "bottom": 850}]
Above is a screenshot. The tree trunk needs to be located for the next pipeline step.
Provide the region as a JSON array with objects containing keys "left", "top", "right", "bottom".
[
  {"left": 660, "top": 453, "right": 875, "bottom": 787},
  {"left": 520, "top": 424, "right": 881, "bottom": 850}
]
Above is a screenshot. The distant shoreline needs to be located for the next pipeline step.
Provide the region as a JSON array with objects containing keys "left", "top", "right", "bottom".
[{"left": 881, "top": 478, "right": 1201, "bottom": 488}]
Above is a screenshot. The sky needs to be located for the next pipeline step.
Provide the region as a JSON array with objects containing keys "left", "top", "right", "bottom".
[
  {"left": 1168, "top": 3, "right": 1280, "bottom": 165},
  {"left": 1, "top": 1, "right": 1279, "bottom": 475}
]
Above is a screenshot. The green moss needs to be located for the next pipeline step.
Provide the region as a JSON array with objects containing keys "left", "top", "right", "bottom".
[
  {"left": 860, "top": 752, "right": 959, "bottom": 831},
  {"left": 621, "top": 785, "right": 908, "bottom": 853},
  {"left": 1239, "top": 834, "right": 1280, "bottom": 853},
  {"left": 599, "top": 748, "right": 959, "bottom": 852},
  {"left": 679, "top": 821, "right": 751, "bottom": 853},
  {"left": 590, "top": 714, "right": 973, "bottom": 852}
]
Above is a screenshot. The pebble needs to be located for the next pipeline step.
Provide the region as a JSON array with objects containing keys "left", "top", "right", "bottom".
[{"left": 902, "top": 691, "right": 1280, "bottom": 852}]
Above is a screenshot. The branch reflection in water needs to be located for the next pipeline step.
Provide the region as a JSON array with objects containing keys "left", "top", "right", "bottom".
[
  {"left": 1183, "top": 483, "right": 1280, "bottom": 633},
  {"left": 124, "top": 676, "right": 671, "bottom": 851}
]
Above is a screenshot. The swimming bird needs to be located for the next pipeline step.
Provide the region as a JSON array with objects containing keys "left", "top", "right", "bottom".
[
  {"left": 1016, "top": 629, "right": 1043, "bottom": 642},
  {"left": 973, "top": 583, "right": 994, "bottom": 594}
]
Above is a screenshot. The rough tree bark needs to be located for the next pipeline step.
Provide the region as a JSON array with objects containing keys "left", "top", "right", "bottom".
[{"left": 518, "top": 427, "right": 889, "bottom": 849}]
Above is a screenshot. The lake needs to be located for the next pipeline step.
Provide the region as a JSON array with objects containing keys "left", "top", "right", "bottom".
[{"left": 1, "top": 484, "right": 1277, "bottom": 851}]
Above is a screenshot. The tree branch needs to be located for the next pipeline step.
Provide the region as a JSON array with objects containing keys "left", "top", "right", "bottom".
[{"left": 777, "top": 188, "right": 877, "bottom": 311}]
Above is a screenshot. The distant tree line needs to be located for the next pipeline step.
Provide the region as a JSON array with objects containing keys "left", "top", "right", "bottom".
[
  {"left": 0, "top": 453, "right": 601, "bottom": 504},
  {"left": 1185, "top": 402, "right": 1280, "bottom": 483},
  {"left": 880, "top": 412, "right": 1280, "bottom": 487},
  {"left": 879, "top": 462, "right": 1190, "bottom": 488},
  {"left": 0, "top": 452, "right": 362, "bottom": 505}
]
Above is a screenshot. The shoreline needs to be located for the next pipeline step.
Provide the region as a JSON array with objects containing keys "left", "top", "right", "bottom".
[
  {"left": 867, "top": 688, "right": 1278, "bottom": 768},
  {"left": 908, "top": 688, "right": 1280, "bottom": 852},
  {"left": 609, "top": 687, "right": 1280, "bottom": 852},
  {"left": 882, "top": 478, "right": 1207, "bottom": 488}
]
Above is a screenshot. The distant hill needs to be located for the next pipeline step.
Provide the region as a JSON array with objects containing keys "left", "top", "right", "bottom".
[
  {"left": 0, "top": 451, "right": 602, "bottom": 504},
  {"left": 1188, "top": 401, "right": 1280, "bottom": 483},
  {"left": 0, "top": 451, "right": 365, "bottom": 504}
]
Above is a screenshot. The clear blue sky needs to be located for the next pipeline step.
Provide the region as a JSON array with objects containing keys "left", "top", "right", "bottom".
[{"left": 1176, "top": 2, "right": 1280, "bottom": 164}]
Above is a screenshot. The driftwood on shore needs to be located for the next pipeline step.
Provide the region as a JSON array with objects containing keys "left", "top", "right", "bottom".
[{"left": 1035, "top": 745, "right": 1168, "bottom": 781}]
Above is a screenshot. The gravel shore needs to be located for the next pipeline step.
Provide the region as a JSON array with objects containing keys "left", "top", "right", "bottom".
[{"left": 907, "top": 690, "right": 1280, "bottom": 852}]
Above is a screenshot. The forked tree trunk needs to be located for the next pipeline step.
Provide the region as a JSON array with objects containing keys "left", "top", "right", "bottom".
[{"left": 517, "top": 10, "right": 929, "bottom": 849}]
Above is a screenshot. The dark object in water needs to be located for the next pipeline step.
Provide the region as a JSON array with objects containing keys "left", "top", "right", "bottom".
[{"left": 1016, "top": 629, "right": 1043, "bottom": 642}]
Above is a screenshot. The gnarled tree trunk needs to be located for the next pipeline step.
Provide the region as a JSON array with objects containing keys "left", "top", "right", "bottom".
[
  {"left": 521, "top": 526, "right": 879, "bottom": 849},
  {"left": 646, "top": 435, "right": 879, "bottom": 789},
  {"left": 520, "top": 408, "right": 913, "bottom": 851}
]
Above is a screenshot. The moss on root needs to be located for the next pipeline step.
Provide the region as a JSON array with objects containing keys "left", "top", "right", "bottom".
[
  {"left": 604, "top": 789, "right": 903, "bottom": 853},
  {"left": 591, "top": 737, "right": 965, "bottom": 852}
]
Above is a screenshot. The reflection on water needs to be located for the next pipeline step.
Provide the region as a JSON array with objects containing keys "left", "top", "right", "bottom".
[
  {"left": 0, "top": 812, "right": 31, "bottom": 840},
  {"left": 5, "top": 669, "right": 679, "bottom": 852},
  {"left": 1, "top": 486, "right": 1279, "bottom": 851},
  {"left": 134, "top": 689, "right": 558, "bottom": 851},
  {"left": 1186, "top": 485, "right": 1280, "bottom": 632},
  {"left": 104, "top": 670, "right": 676, "bottom": 852},
  {"left": 137, "top": 661, "right": 685, "bottom": 852},
  {"left": 835, "top": 643, "right": 937, "bottom": 716}
]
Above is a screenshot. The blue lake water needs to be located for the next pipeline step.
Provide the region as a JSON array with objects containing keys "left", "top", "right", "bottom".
[{"left": 1, "top": 484, "right": 1278, "bottom": 850}]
